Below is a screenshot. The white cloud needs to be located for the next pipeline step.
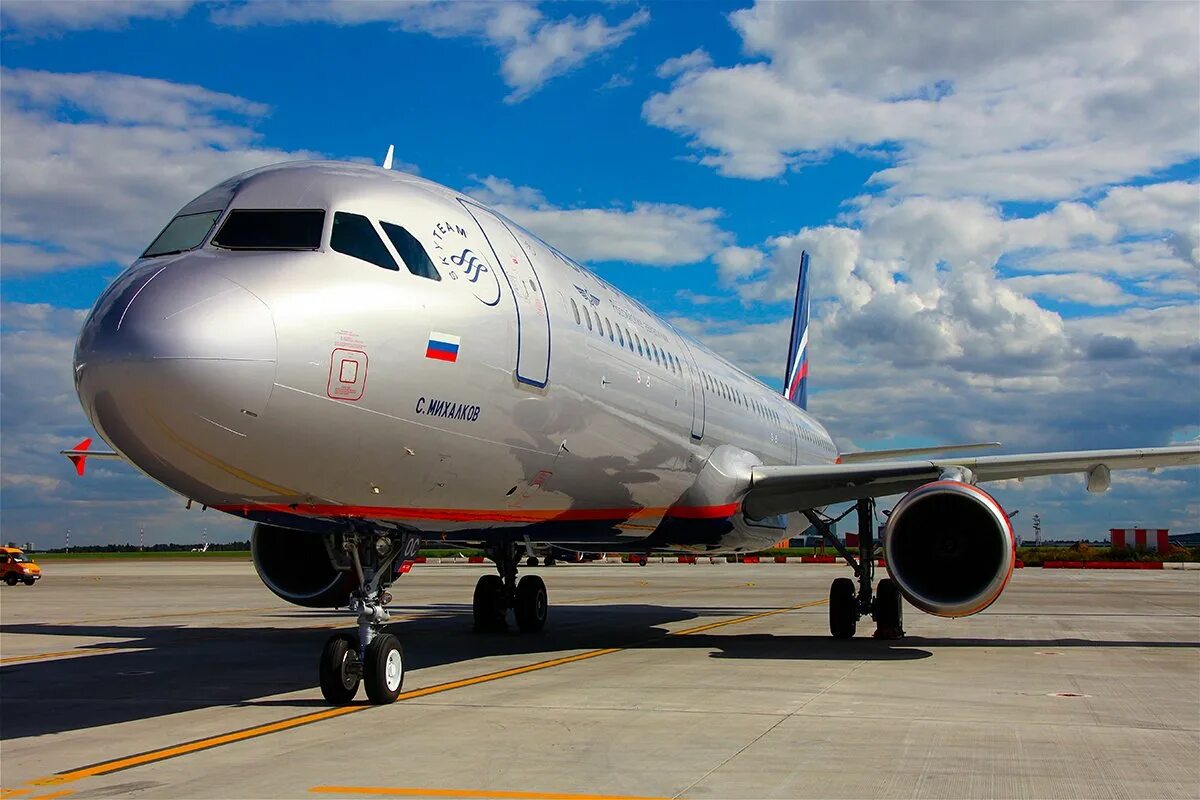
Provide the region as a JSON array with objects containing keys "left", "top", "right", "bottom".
[
  {"left": 644, "top": 2, "right": 1199, "bottom": 200},
  {"left": 0, "top": 68, "right": 314, "bottom": 274},
  {"left": 467, "top": 176, "right": 730, "bottom": 267},
  {"left": 0, "top": 0, "right": 190, "bottom": 35},
  {"left": 713, "top": 245, "right": 765, "bottom": 283},
  {"left": 1003, "top": 273, "right": 1131, "bottom": 307},
  {"left": 210, "top": 1, "right": 648, "bottom": 102}
]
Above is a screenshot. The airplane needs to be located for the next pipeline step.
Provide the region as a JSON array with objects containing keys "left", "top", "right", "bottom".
[{"left": 63, "top": 158, "right": 1200, "bottom": 706}]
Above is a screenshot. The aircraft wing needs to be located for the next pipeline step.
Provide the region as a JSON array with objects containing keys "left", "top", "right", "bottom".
[{"left": 744, "top": 444, "right": 1200, "bottom": 518}]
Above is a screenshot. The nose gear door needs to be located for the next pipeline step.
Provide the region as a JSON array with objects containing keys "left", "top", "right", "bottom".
[{"left": 460, "top": 200, "right": 551, "bottom": 388}]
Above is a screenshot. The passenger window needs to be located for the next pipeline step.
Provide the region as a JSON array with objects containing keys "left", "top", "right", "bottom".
[
  {"left": 635, "top": 334, "right": 643, "bottom": 356},
  {"left": 381, "top": 221, "right": 440, "bottom": 280},
  {"left": 584, "top": 306, "right": 593, "bottom": 331},
  {"left": 617, "top": 326, "right": 625, "bottom": 347},
  {"left": 332, "top": 212, "right": 398, "bottom": 270},
  {"left": 605, "top": 318, "right": 614, "bottom": 342},
  {"left": 571, "top": 298, "right": 581, "bottom": 325}
]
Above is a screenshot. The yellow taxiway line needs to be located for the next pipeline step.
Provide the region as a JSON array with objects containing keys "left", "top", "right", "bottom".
[{"left": 28, "top": 599, "right": 825, "bottom": 789}]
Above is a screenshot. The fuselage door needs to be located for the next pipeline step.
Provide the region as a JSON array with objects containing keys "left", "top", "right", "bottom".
[
  {"left": 679, "top": 340, "right": 705, "bottom": 440},
  {"left": 460, "top": 200, "right": 551, "bottom": 388}
]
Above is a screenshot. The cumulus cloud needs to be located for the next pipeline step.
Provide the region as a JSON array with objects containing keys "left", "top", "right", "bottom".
[
  {"left": 466, "top": 176, "right": 731, "bottom": 267},
  {"left": 0, "top": 68, "right": 314, "bottom": 274},
  {"left": 211, "top": 1, "right": 648, "bottom": 102},
  {"left": 645, "top": 2, "right": 1199, "bottom": 200}
]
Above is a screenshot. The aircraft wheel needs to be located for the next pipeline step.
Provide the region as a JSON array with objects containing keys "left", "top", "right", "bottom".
[
  {"left": 544, "top": 556, "right": 557, "bottom": 566},
  {"left": 318, "top": 634, "right": 361, "bottom": 705},
  {"left": 829, "top": 577, "right": 858, "bottom": 639},
  {"left": 872, "top": 578, "right": 905, "bottom": 638},
  {"left": 363, "top": 633, "right": 405, "bottom": 705},
  {"left": 526, "top": 556, "right": 539, "bottom": 567},
  {"left": 472, "top": 574, "right": 507, "bottom": 632},
  {"left": 514, "top": 575, "right": 548, "bottom": 633}
]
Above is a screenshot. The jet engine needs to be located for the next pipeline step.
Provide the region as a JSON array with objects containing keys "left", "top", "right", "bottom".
[
  {"left": 882, "top": 480, "right": 1015, "bottom": 617},
  {"left": 251, "top": 523, "right": 355, "bottom": 608}
]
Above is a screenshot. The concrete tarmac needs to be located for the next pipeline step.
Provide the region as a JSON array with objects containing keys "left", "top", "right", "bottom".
[{"left": 1, "top": 561, "right": 1197, "bottom": 799}]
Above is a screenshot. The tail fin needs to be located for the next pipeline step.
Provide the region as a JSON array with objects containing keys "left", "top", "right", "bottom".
[{"left": 783, "top": 250, "right": 810, "bottom": 409}]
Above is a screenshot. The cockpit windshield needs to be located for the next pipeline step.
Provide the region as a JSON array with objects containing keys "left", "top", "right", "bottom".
[
  {"left": 211, "top": 210, "right": 325, "bottom": 251},
  {"left": 142, "top": 211, "right": 222, "bottom": 257}
]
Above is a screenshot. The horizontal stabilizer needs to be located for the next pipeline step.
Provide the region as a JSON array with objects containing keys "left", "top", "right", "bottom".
[
  {"left": 60, "top": 437, "right": 121, "bottom": 476},
  {"left": 839, "top": 442, "right": 1002, "bottom": 463}
]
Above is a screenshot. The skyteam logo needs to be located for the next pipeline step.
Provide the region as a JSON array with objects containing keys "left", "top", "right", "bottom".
[{"left": 426, "top": 332, "right": 461, "bottom": 363}]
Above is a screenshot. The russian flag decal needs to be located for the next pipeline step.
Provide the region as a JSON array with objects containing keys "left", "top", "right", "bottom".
[{"left": 426, "top": 332, "right": 461, "bottom": 362}]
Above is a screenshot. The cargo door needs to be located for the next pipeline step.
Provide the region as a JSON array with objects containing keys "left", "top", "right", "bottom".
[{"left": 460, "top": 200, "right": 551, "bottom": 387}]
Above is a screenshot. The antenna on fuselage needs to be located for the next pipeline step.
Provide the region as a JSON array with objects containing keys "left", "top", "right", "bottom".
[{"left": 382, "top": 144, "right": 395, "bottom": 170}]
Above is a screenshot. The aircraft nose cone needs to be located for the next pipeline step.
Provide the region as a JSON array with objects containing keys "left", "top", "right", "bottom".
[{"left": 74, "top": 262, "right": 277, "bottom": 494}]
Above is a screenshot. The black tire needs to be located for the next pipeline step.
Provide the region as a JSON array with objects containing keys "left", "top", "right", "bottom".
[
  {"left": 4, "top": 575, "right": 17, "bottom": 586},
  {"left": 363, "top": 633, "right": 405, "bottom": 705},
  {"left": 544, "top": 556, "right": 556, "bottom": 566},
  {"left": 318, "top": 634, "right": 360, "bottom": 705},
  {"left": 514, "top": 575, "right": 548, "bottom": 633},
  {"left": 23, "top": 578, "right": 36, "bottom": 586},
  {"left": 872, "top": 578, "right": 904, "bottom": 634},
  {"left": 526, "top": 556, "right": 539, "bottom": 567},
  {"left": 829, "top": 577, "right": 858, "bottom": 639},
  {"left": 473, "top": 574, "right": 507, "bottom": 631}
]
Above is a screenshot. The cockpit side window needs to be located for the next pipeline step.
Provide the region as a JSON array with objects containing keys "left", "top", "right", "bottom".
[
  {"left": 380, "top": 222, "right": 440, "bottom": 281},
  {"left": 331, "top": 212, "right": 398, "bottom": 271},
  {"left": 212, "top": 209, "right": 325, "bottom": 251},
  {"left": 143, "top": 210, "right": 222, "bottom": 257}
]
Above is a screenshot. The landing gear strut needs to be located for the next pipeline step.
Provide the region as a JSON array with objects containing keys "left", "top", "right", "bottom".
[
  {"left": 804, "top": 498, "right": 905, "bottom": 640},
  {"left": 318, "top": 530, "right": 419, "bottom": 705},
  {"left": 473, "top": 542, "right": 548, "bottom": 633}
]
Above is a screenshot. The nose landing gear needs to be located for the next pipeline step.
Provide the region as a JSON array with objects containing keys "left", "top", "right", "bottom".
[
  {"left": 473, "top": 543, "right": 549, "bottom": 633},
  {"left": 805, "top": 499, "right": 905, "bottom": 640},
  {"left": 318, "top": 530, "right": 418, "bottom": 705}
]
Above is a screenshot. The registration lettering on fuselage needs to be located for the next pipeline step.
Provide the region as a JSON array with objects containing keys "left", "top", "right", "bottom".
[{"left": 415, "top": 396, "right": 482, "bottom": 422}]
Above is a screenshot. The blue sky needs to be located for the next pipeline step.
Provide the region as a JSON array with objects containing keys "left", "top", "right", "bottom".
[{"left": 1, "top": 1, "right": 1197, "bottom": 546}]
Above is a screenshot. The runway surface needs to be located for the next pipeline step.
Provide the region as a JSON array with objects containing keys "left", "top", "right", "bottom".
[{"left": 1, "top": 561, "right": 1197, "bottom": 799}]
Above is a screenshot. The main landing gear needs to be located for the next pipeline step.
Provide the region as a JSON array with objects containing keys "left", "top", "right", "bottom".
[
  {"left": 473, "top": 542, "right": 548, "bottom": 633},
  {"left": 318, "top": 530, "right": 419, "bottom": 705},
  {"left": 805, "top": 498, "right": 905, "bottom": 641}
]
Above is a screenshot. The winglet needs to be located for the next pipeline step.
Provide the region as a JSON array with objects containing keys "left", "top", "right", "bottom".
[
  {"left": 783, "top": 250, "right": 811, "bottom": 409},
  {"left": 60, "top": 437, "right": 121, "bottom": 475},
  {"left": 66, "top": 437, "right": 92, "bottom": 476},
  {"left": 383, "top": 144, "right": 394, "bottom": 170}
]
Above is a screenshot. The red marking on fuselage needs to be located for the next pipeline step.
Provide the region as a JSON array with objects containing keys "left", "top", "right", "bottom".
[{"left": 214, "top": 501, "right": 740, "bottom": 524}]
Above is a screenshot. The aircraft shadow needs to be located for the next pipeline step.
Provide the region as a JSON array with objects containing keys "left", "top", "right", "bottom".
[
  {"left": 4, "top": 604, "right": 1195, "bottom": 741},
  {"left": 1, "top": 602, "right": 688, "bottom": 740}
]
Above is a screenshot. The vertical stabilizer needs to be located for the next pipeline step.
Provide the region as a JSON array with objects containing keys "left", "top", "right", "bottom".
[{"left": 783, "top": 250, "right": 810, "bottom": 409}]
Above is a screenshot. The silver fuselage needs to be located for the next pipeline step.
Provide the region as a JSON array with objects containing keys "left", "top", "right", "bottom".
[{"left": 74, "top": 162, "right": 837, "bottom": 553}]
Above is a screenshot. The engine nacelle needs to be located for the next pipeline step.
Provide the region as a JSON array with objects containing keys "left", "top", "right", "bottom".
[
  {"left": 251, "top": 523, "right": 355, "bottom": 608},
  {"left": 883, "top": 481, "right": 1016, "bottom": 617}
]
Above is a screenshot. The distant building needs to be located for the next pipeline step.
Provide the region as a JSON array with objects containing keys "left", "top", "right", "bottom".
[
  {"left": 1110, "top": 528, "right": 1169, "bottom": 551},
  {"left": 775, "top": 521, "right": 837, "bottom": 549},
  {"left": 1170, "top": 531, "right": 1200, "bottom": 547}
]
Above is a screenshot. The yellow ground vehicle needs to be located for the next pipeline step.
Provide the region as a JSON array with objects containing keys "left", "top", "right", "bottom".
[{"left": 1, "top": 547, "right": 41, "bottom": 586}]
